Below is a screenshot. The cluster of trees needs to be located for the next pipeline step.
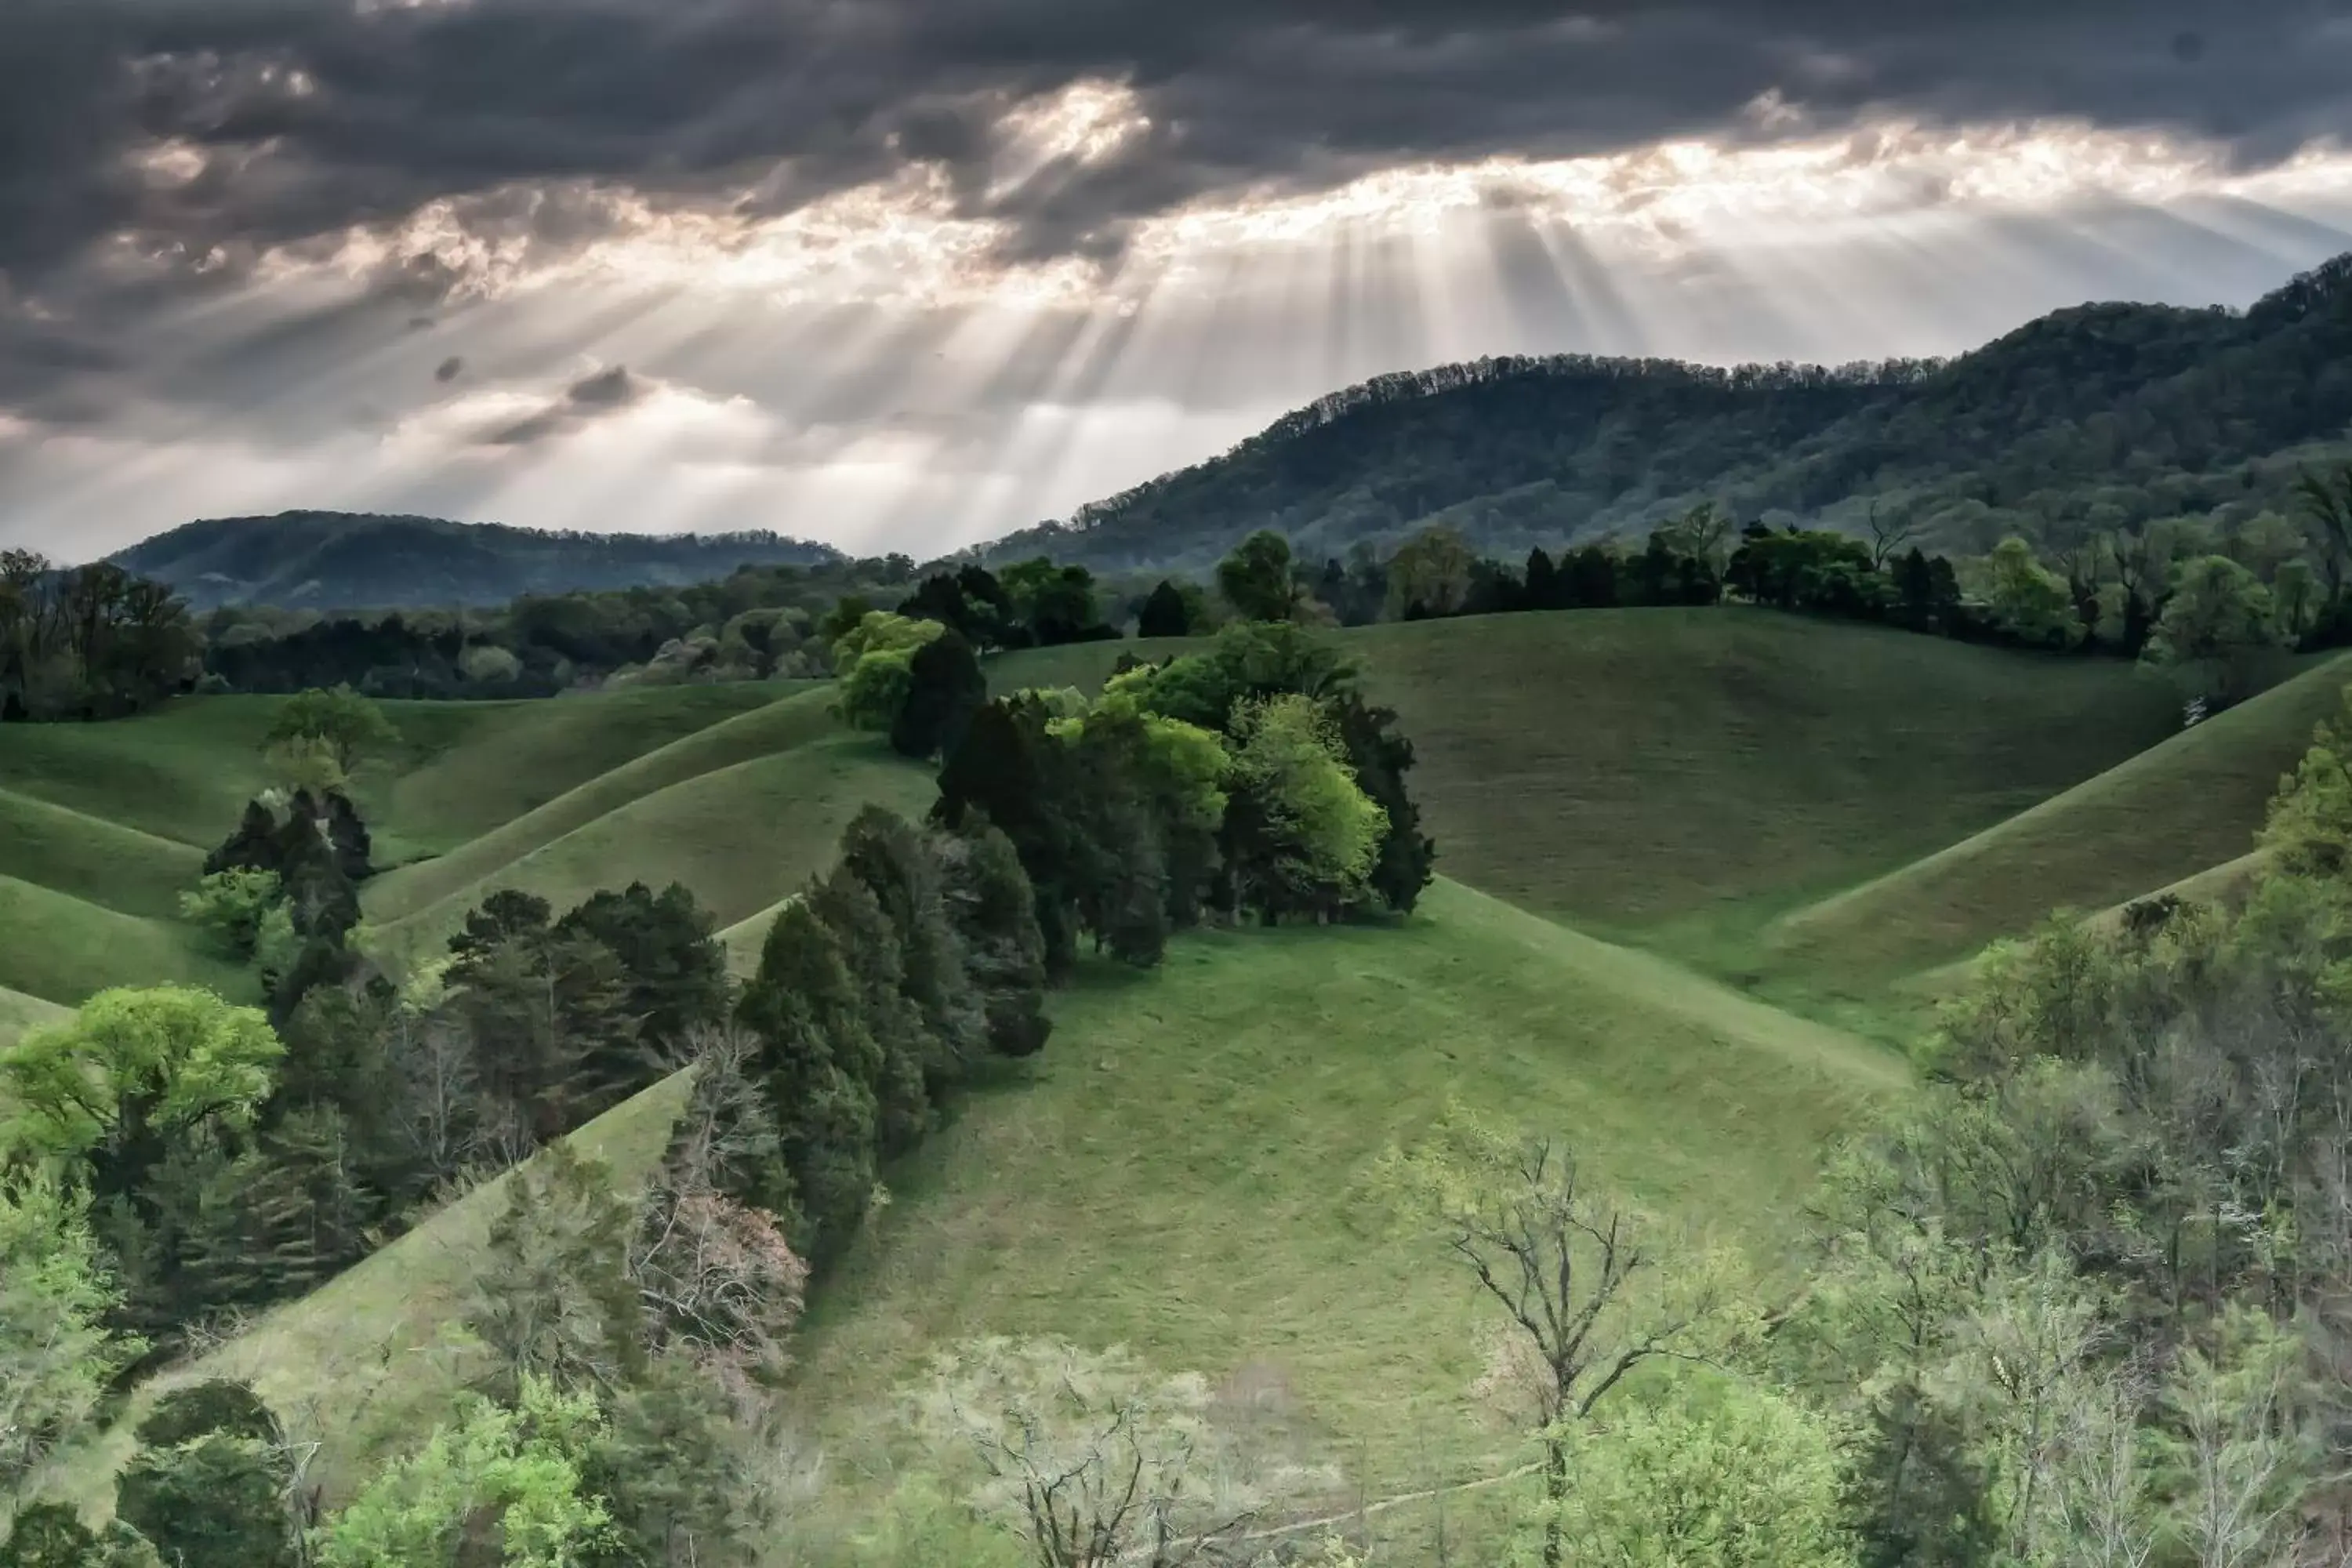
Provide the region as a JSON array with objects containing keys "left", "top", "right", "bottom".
[
  {"left": 114, "top": 510, "right": 840, "bottom": 612},
  {"left": 927, "top": 620, "right": 1434, "bottom": 971},
  {"left": 0, "top": 552, "right": 199, "bottom": 721},
  {"left": 4, "top": 1090, "right": 807, "bottom": 1566},
  {"left": 195, "top": 556, "right": 929, "bottom": 698},
  {"left": 5, "top": 844, "right": 731, "bottom": 1365}
]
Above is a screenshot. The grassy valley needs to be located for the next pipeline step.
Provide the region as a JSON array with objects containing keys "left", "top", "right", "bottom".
[{"left": 8, "top": 593, "right": 2348, "bottom": 1564}]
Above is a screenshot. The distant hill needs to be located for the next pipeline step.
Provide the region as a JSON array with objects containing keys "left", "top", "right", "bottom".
[
  {"left": 994, "top": 250, "right": 2352, "bottom": 571},
  {"left": 111, "top": 511, "right": 840, "bottom": 609}
]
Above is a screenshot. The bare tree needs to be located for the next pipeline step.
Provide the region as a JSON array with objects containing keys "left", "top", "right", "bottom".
[
  {"left": 1439, "top": 1137, "right": 1740, "bottom": 1568},
  {"left": 1867, "top": 500, "right": 1920, "bottom": 571},
  {"left": 917, "top": 1340, "right": 1283, "bottom": 1568}
]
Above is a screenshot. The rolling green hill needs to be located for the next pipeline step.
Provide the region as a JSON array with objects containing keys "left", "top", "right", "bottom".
[
  {"left": 362, "top": 685, "right": 852, "bottom": 925},
  {"left": 53, "top": 879, "right": 1899, "bottom": 1517},
  {"left": 0, "top": 787, "right": 205, "bottom": 920},
  {"left": 1764, "top": 652, "right": 2352, "bottom": 988},
  {"left": 371, "top": 735, "right": 935, "bottom": 963},
  {"left": 997, "top": 610, "right": 2187, "bottom": 952},
  {"left": 0, "top": 984, "right": 67, "bottom": 1049},
  {"left": 0, "top": 873, "right": 246, "bottom": 1007}
]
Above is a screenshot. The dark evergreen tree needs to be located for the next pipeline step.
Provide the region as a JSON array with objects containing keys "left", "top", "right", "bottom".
[
  {"left": 202, "top": 800, "right": 281, "bottom": 877},
  {"left": 888, "top": 626, "right": 987, "bottom": 760},
  {"left": 805, "top": 866, "right": 936, "bottom": 1154},
  {"left": 1137, "top": 579, "right": 1194, "bottom": 637},
  {"left": 942, "top": 821, "right": 1052, "bottom": 1058},
  {"left": 1523, "top": 546, "right": 1561, "bottom": 610},
  {"left": 554, "top": 880, "right": 729, "bottom": 1056},
  {"left": 839, "top": 807, "right": 988, "bottom": 1081},
  {"left": 1332, "top": 691, "right": 1437, "bottom": 914},
  {"left": 114, "top": 1382, "right": 299, "bottom": 1568},
  {"left": 735, "top": 903, "right": 883, "bottom": 1262}
]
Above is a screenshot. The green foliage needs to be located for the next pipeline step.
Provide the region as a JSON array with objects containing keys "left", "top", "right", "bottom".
[
  {"left": 0, "top": 552, "right": 198, "bottom": 723},
  {"left": 1984, "top": 537, "right": 2081, "bottom": 648},
  {"left": 468, "top": 1141, "right": 646, "bottom": 1399},
  {"left": 0, "top": 985, "right": 281, "bottom": 1179},
  {"left": 1385, "top": 524, "right": 1479, "bottom": 619},
  {"left": 313, "top": 1376, "right": 615, "bottom": 1567},
  {"left": 891, "top": 627, "right": 989, "bottom": 759},
  {"left": 266, "top": 684, "right": 401, "bottom": 775},
  {"left": 0, "top": 1169, "right": 144, "bottom": 1489},
  {"left": 178, "top": 867, "right": 282, "bottom": 957},
  {"left": 1526, "top": 1381, "right": 1856, "bottom": 1568},
  {"left": 1226, "top": 694, "right": 1388, "bottom": 915},
  {"left": 2142, "top": 552, "right": 2288, "bottom": 706},
  {"left": 1215, "top": 528, "right": 1303, "bottom": 622},
  {"left": 551, "top": 880, "right": 729, "bottom": 1057},
  {"left": 0, "top": 1503, "right": 100, "bottom": 1568},
  {"left": 832, "top": 611, "right": 945, "bottom": 731},
  {"left": 735, "top": 902, "right": 880, "bottom": 1263},
  {"left": 1134, "top": 579, "right": 1202, "bottom": 638},
  {"left": 114, "top": 1380, "right": 299, "bottom": 1568}
]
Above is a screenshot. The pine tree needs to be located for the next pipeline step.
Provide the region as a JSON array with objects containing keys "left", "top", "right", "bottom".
[
  {"left": 890, "top": 626, "right": 988, "bottom": 759},
  {"left": 838, "top": 808, "right": 987, "bottom": 1084},
  {"left": 942, "top": 822, "right": 1052, "bottom": 1058},
  {"left": 469, "top": 1141, "right": 644, "bottom": 1399},
  {"left": 806, "top": 866, "right": 935, "bottom": 1154}
]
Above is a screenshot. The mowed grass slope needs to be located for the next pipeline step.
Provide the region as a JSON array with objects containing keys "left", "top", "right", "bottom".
[
  {"left": 372, "top": 681, "right": 810, "bottom": 858},
  {"left": 1766, "top": 652, "right": 2352, "bottom": 984},
  {"left": 363, "top": 685, "right": 851, "bottom": 924},
  {"left": 0, "top": 873, "right": 246, "bottom": 1007},
  {"left": 371, "top": 735, "right": 935, "bottom": 963},
  {"left": 0, "top": 984, "right": 67, "bottom": 1049},
  {"left": 0, "top": 786, "right": 205, "bottom": 919},
  {"left": 798, "top": 879, "right": 1904, "bottom": 1491}
]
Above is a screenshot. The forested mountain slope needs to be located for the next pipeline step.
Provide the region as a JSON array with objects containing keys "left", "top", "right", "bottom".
[
  {"left": 110, "top": 510, "right": 839, "bottom": 609},
  {"left": 995, "top": 250, "right": 2352, "bottom": 571}
]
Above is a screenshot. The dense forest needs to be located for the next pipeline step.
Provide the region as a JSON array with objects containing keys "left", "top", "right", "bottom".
[
  {"left": 993, "top": 250, "right": 2352, "bottom": 574},
  {"left": 111, "top": 513, "right": 839, "bottom": 611}
]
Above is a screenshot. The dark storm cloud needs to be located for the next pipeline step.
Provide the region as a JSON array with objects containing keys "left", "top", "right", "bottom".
[
  {"left": 4, "top": 0, "right": 2350, "bottom": 297},
  {"left": 481, "top": 362, "right": 642, "bottom": 445}
]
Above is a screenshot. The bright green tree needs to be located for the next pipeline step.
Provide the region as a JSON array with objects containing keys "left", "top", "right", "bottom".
[
  {"left": 1225, "top": 694, "right": 1387, "bottom": 916},
  {"left": 830, "top": 610, "right": 944, "bottom": 731},
  {"left": 0, "top": 1170, "right": 145, "bottom": 1488},
  {"left": 1, "top": 987, "right": 281, "bottom": 1195},
  {"left": 1985, "top": 538, "right": 2081, "bottom": 648},
  {"left": 1534, "top": 1381, "right": 1856, "bottom": 1568},
  {"left": 312, "top": 1377, "right": 615, "bottom": 1567},
  {"left": 2140, "top": 554, "right": 2287, "bottom": 706},
  {"left": 266, "top": 684, "right": 399, "bottom": 777}
]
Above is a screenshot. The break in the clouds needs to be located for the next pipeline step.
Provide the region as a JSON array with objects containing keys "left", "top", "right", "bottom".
[{"left": 5, "top": 0, "right": 2352, "bottom": 559}]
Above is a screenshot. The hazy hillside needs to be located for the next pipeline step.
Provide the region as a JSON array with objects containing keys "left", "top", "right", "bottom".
[
  {"left": 993, "top": 250, "right": 2352, "bottom": 572},
  {"left": 111, "top": 510, "right": 840, "bottom": 609}
]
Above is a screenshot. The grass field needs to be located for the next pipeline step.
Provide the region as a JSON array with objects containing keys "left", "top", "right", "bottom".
[
  {"left": 371, "top": 735, "right": 935, "bottom": 962},
  {"left": 0, "top": 873, "right": 248, "bottom": 1007},
  {"left": 361, "top": 684, "right": 850, "bottom": 924},
  {"left": 0, "top": 786, "right": 205, "bottom": 920},
  {"left": 0, "top": 984, "right": 67, "bottom": 1049},
  {"left": 1762, "top": 652, "right": 2351, "bottom": 989}
]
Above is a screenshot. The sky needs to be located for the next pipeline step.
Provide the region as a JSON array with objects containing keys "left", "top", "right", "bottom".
[{"left": 4, "top": 2, "right": 2352, "bottom": 564}]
